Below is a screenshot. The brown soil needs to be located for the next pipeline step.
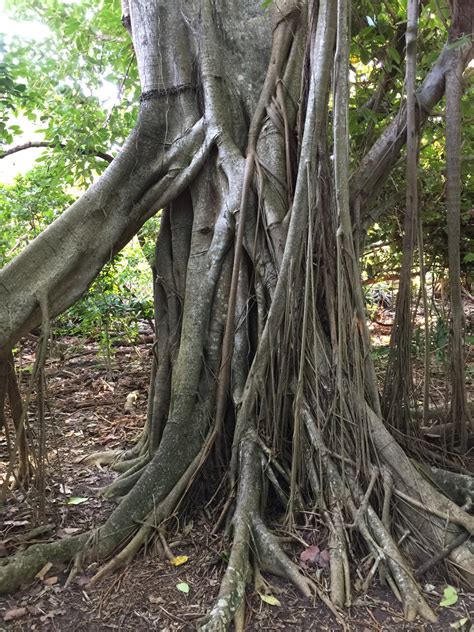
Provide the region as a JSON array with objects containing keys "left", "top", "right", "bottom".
[{"left": 1, "top": 332, "right": 472, "bottom": 631}]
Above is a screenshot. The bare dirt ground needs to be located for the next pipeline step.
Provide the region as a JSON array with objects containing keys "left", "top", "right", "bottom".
[{"left": 0, "top": 327, "right": 473, "bottom": 631}]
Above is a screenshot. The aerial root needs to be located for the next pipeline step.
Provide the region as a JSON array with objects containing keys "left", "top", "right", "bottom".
[
  {"left": 325, "top": 503, "right": 351, "bottom": 608},
  {"left": 251, "top": 515, "right": 344, "bottom": 622},
  {"left": 200, "top": 507, "right": 343, "bottom": 631},
  {"left": 201, "top": 433, "right": 342, "bottom": 631},
  {"left": 303, "top": 408, "right": 437, "bottom": 622},
  {"left": 366, "top": 406, "right": 474, "bottom": 586},
  {"left": 364, "top": 501, "right": 436, "bottom": 622}
]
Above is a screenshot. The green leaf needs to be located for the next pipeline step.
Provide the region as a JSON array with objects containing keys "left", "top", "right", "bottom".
[
  {"left": 450, "top": 618, "right": 468, "bottom": 629},
  {"left": 259, "top": 593, "right": 281, "bottom": 607},
  {"left": 440, "top": 585, "right": 458, "bottom": 607},
  {"left": 176, "top": 582, "right": 190, "bottom": 594},
  {"left": 387, "top": 47, "right": 401, "bottom": 64},
  {"left": 447, "top": 35, "right": 471, "bottom": 50},
  {"left": 66, "top": 496, "right": 89, "bottom": 505}
]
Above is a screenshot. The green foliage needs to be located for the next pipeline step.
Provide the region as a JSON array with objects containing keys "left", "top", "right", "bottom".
[
  {"left": 0, "top": 0, "right": 472, "bottom": 349},
  {"left": 439, "top": 585, "right": 458, "bottom": 607},
  {"left": 1, "top": 0, "right": 139, "bottom": 186},
  {"left": 432, "top": 316, "right": 449, "bottom": 364},
  {"left": 0, "top": 167, "right": 75, "bottom": 260},
  {"left": 1, "top": 0, "right": 157, "bottom": 345},
  {"left": 55, "top": 240, "right": 155, "bottom": 345},
  {"left": 352, "top": 1, "right": 473, "bottom": 285}
]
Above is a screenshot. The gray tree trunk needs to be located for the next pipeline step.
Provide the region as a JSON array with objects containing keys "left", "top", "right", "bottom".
[{"left": 0, "top": 1, "right": 473, "bottom": 627}]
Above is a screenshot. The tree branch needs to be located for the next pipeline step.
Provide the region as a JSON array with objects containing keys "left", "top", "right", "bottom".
[
  {"left": 0, "top": 141, "right": 114, "bottom": 163},
  {"left": 352, "top": 38, "right": 473, "bottom": 221}
]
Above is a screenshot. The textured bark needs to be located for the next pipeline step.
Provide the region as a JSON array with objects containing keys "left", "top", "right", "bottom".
[
  {"left": 445, "top": 30, "right": 471, "bottom": 452},
  {"left": 1, "top": 0, "right": 473, "bottom": 624},
  {"left": 382, "top": 0, "right": 419, "bottom": 431}
]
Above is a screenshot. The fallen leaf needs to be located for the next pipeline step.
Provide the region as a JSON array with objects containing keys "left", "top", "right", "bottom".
[
  {"left": 40, "top": 609, "right": 65, "bottom": 622},
  {"left": 4, "top": 607, "right": 27, "bottom": 622},
  {"left": 259, "top": 593, "right": 281, "bottom": 607},
  {"left": 124, "top": 391, "right": 139, "bottom": 412},
  {"left": 66, "top": 496, "right": 89, "bottom": 505},
  {"left": 450, "top": 618, "right": 469, "bottom": 629},
  {"left": 183, "top": 521, "right": 193, "bottom": 535},
  {"left": 300, "top": 544, "right": 320, "bottom": 564},
  {"left": 176, "top": 582, "right": 190, "bottom": 594},
  {"left": 170, "top": 555, "right": 189, "bottom": 567},
  {"left": 35, "top": 562, "right": 53, "bottom": 580},
  {"left": 440, "top": 585, "right": 458, "bottom": 607},
  {"left": 76, "top": 576, "right": 90, "bottom": 587},
  {"left": 318, "top": 548, "right": 330, "bottom": 568},
  {"left": 44, "top": 576, "right": 58, "bottom": 586},
  {"left": 26, "top": 605, "right": 41, "bottom": 616},
  {"left": 148, "top": 595, "right": 163, "bottom": 604},
  {"left": 57, "top": 527, "right": 82, "bottom": 537}
]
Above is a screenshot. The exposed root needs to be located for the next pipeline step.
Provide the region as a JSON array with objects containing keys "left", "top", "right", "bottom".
[
  {"left": 418, "top": 463, "right": 474, "bottom": 509},
  {"left": 363, "top": 503, "right": 436, "bottom": 622},
  {"left": 79, "top": 449, "right": 122, "bottom": 467},
  {"left": 112, "top": 452, "right": 148, "bottom": 473},
  {"left": 0, "top": 534, "right": 88, "bottom": 594},
  {"left": 251, "top": 516, "right": 312, "bottom": 598},
  {"left": 88, "top": 525, "right": 150, "bottom": 588},
  {"left": 367, "top": 406, "right": 474, "bottom": 585},
  {"left": 415, "top": 531, "right": 469, "bottom": 578},
  {"left": 88, "top": 442, "right": 209, "bottom": 586},
  {"left": 303, "top": 406, "right": 437, "bottom": 622},
  {"left": 200, "top": 435, "right": 258, "bottom": 631},
  {"left": 100, "top": 467, "right": 145, "bottom": 498},
  {"left": 100, "top": 454, "right": 151, "bottom": 497},
  {"left": 326, "top": 504, "right": 351, "bottom": 607}
]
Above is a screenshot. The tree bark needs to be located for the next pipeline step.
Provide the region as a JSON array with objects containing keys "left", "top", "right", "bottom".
[{"left": 0, "top": 0, "right": 473, "bottom": 625}]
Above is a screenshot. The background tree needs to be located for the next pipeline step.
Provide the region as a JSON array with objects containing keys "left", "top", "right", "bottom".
[{"left": 0, "top": 0, "right": 473, "bottom": 628}]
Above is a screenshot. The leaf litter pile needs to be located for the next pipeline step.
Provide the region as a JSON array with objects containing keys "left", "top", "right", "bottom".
[{"left": 0, "top": 333, "right": 472, "bottom": 631}]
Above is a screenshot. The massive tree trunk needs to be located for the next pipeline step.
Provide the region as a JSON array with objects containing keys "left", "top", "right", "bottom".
[{"left": 1, "top": 0, "right": 473, "bottom": 628}]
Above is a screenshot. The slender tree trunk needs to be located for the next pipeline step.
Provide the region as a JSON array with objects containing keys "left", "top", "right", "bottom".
[
  {"left": 445, "top": 13, "right": 471, "bottom": 452},
  {"left": 382, "top": 0, "right": 419, "bottom": 432}
]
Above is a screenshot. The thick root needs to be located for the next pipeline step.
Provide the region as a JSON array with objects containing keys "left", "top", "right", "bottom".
[
  {"left": 0, "top": 534, "right": 88, "bottom": 594},
  {"left": 100, "top": 467, "right": 145, "bottom": 498},
  {"left": 200, "top": 435, "right": 259, "bottom": 631},
  {"left": 367, "top": 406, "right": 474, "bottom": 585},
  {"left": 79, "top": 449, "right": 122, "bottom": 467}
]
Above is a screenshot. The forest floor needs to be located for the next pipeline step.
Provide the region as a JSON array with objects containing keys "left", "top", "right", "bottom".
[{"left": 0, "top": 311, "right": 473, "bottom": 631}]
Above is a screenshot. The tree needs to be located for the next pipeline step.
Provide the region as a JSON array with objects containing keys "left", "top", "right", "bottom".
[{"left": 0, "top": 0, "right": 473, "bottom": 628}]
